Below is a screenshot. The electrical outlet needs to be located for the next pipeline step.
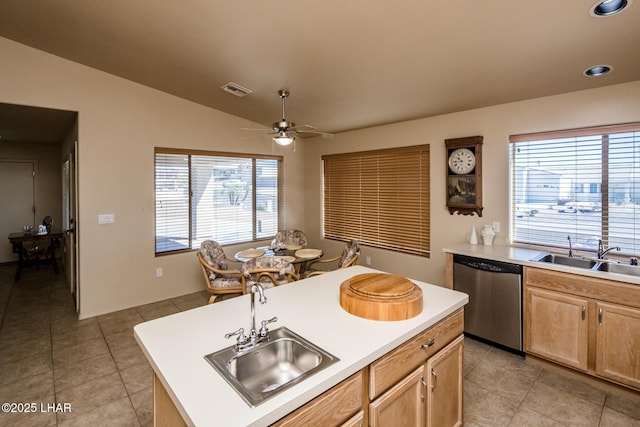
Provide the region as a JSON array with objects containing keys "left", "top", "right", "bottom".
[
  {"left": 365, "top": 256, "right": 372, "bottom": 266},
  {"left": 492, "top": 221, "right": 500, "bottom": 233},
  {"left": 156, "top": 267, "right": 163, "bottom": 278}
]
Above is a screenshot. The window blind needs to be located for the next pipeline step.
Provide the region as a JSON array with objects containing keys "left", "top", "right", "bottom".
[
  {"left": 155, "top": 148, "right": 282, "bottom": 255},
  {"left": 155, "top": 152, "right": 190, "bottom": 253},
  {"left": 510, "top": 122, "right": 640, "bottom": 255},
  {"left": 322, "top": 145, "right": 430, "bottom": 257}
]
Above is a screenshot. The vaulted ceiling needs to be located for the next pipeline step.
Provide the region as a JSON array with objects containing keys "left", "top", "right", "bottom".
[{"left": 1, "top": 0, "right": 639, "bottom": 138}]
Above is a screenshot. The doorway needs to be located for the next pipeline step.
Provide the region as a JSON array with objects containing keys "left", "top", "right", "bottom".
[{"left": 0, "top": 102, "right": 79, "bottom": 309}]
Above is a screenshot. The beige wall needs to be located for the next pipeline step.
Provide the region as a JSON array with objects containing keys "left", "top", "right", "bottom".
[
  {"left": 2, "top": 36, "right": 640, "bottom": 318},
  {"left": 0, "top": 37, "right": 306, "bottom": 318},
  {"left": 304, "top": 81, "right": 640, "bottom": 286}
]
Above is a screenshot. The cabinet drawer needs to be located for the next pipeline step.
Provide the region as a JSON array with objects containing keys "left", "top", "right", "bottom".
[
  {"left": 369, "top": 309, "right": 463, "bottom": 400},
  {"left": 272, "top": 370, "right": 363, "bottom": 427}
]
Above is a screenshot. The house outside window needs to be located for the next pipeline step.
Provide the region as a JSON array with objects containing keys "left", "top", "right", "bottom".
[
  {"left": 154, "top": 148, "right": 282, "bottom": 254},
  {"left": 510, "top": 122, "right": 640, "bottom": 255}
]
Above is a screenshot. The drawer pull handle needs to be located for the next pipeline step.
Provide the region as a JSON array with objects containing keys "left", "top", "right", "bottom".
[
  {"left": 598, "top": 307, "right": 603, "bottom": 325},
  {"left": 420, "top": 377, "right": 427, "bottom": 401},
  {"left": 421, "top": 338, "right": 436, "bottom": 349},
  {"left": 431, "top": 368, "right": 437, "bottom": 391},
  {"left": 582, "top": 305, "right": 586, "bottom": 321}
]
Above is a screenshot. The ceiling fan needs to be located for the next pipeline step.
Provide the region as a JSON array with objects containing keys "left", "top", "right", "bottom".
[{"left": 242, "top": 90, "right": 334, "bottom": 146}]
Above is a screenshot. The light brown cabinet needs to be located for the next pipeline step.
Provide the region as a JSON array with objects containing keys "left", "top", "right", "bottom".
[
  {"left": 274, "top": 309, "right": 465, "bottom": 427},
  {"left": 368, "top": 313, "right": 464, "bottom": 427},
  {"left": 524, "top": 267, "right": 640, "bottom": 391},
  {"left": 595, "top": 302, "right": 640, "bottom": 389},
  {"left": 525, "top": 287, "right": 589, "bottom": 370},
  {"left": 370, "top": 365, "right": 425, "bottom": 427},
  {"left": 368, "top": 336, "right": 463, "bottom": 427},
  {"left": 425, "top": 336, "right": 464, "bottom": 427}
]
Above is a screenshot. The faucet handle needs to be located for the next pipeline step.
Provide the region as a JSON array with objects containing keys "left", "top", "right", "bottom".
[
  {"left": 225, "top": 327, "right": 247, "bottom": 343},
  {"left": 259, "top": 317, "right": 278, "bottom": 337}
]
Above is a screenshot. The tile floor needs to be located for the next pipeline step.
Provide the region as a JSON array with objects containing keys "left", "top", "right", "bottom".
[{"left": 0, "top": 262, "right": 639, "bottom": 426}]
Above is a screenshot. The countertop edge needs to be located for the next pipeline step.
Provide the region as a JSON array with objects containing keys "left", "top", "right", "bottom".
[{"left": 443, "top": 243, "right": 640, "bottom": 286}]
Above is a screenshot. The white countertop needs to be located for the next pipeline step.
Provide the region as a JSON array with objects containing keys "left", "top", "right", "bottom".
[
  {"left": 134, "top": 266, "right": 469, "bottom": 427},
  {"left": 442, "top": 243, "right": 546, "bottom": 265},
  {"left": 442, "top": 243, "right": 640, "bottom": 286}
]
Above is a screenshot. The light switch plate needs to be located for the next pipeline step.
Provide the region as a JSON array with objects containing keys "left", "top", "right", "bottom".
[{"left": 98, "top": 214, "right": 115, "bottom": 224}]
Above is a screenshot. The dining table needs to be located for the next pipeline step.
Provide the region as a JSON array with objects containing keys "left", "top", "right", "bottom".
[
  {"left": 7, "top": 229, "right": 64, "bottom": 280},
  {"left": 234, "top": 246, "right": 323, "bottom": 275}
]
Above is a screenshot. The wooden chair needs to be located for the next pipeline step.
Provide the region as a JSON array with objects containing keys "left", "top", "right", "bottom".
[
  {"left": 197, "top": 240, "right": 245, "bottom": 304},
  {"left": 242, "top": 256, "right": 299, "bottom": 289},
  {"left": 305, "top": 239, "right": 360, "bottom": 278},
  {"left": 269, "top": 229, "right": 308, "bottom": 251}
]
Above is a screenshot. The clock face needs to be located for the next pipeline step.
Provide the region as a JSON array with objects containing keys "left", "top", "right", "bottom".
[{"left": 448, "top": 148, "right": 476, "bottom": 174}]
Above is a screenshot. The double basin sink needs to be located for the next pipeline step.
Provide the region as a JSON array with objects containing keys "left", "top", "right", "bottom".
[
  {"left": 535, "top": 253, "right": 640, "bottom": 277},
  {"left": 204, "top": 327, "right": 339, "bottom": 406}
]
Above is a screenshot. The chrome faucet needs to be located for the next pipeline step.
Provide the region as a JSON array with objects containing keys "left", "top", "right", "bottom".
[
  {"left": 597, "top": 239, "right": 620, "bottom": 259},
  {"left": 250, "top": 283, "right": 267, "bottom": 337},
  {"left": 225, "top": 283, "right": 277, "bottom": 351}
]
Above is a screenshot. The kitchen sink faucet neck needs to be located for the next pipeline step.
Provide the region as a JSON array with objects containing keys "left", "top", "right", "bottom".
[
  {"left": 225, "top": 283, "right": 277, "bottom": 351},
  {"left": 250, "top": 283, "right": 267, "bottom": 337},
  {"left": 597, "top": 239, "right": 620, "bottom": 259}
]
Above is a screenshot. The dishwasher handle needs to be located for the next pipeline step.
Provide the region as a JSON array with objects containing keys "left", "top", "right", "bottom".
[{"left": 453, "top": 254, "right": 522, "bottom": 274}]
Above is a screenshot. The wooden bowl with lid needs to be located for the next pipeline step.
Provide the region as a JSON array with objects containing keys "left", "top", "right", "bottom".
[{"left": 339, "top": 273, "right": 423, "bottom": 321}]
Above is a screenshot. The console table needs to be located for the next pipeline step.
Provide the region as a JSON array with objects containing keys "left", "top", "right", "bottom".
[{"left": 7, "top": 230, "right": 64, "bottom": 280}]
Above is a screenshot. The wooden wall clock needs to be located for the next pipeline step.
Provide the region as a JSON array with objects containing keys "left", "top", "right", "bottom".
[{"left": 445, "top": 135, "right": 483, "bottom": 216}]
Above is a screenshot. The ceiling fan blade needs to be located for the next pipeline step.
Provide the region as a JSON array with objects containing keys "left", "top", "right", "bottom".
[
  {"left": 240, "top": 127, "right": 271, "bottom": 132},
  {"left": 293, "top": 125, "right": 335, "bottom": 138}
]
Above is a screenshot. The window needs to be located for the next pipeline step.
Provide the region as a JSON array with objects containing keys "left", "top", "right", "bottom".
[
  {"left": 155, "top": 148, "right": 282, "bottom": 254},
  {"left": 510, "top": 122, "right": 640, "bottom": 255},
  {"left": 322, "top": 145, "right": 430, "bottom": 257}
]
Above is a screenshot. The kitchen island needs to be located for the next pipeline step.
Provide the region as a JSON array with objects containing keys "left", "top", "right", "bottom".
[{"left": 134, "top": 266, "right": 468, "bottom": 426}]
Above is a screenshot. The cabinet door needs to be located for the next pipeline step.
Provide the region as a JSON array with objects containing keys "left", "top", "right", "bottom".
[
  {"left": 370, "top": 365, "right": 425, "bottom": 427},
  {"left": 340, "top": 410, "right": 364, "bottom": 427},
  {"left": 425, "top": 336, "right": 463, "bottom": 427},
  {"left": 596, "top": 302, "right": 640, "bottom": 389},
  {"left": 525, "top": 288, "right": 589, "bottom": 370}
]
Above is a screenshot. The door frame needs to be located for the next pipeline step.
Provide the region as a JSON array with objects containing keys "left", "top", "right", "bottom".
[{"left": 62, "top": 141, "right": 79, "bottom": 312}]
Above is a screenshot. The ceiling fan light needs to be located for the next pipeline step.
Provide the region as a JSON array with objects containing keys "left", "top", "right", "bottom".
[{"left": 273, "top": 132, "right": 295, "bottom": 146}]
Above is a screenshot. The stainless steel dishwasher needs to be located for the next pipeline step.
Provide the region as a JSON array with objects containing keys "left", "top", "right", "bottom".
[{"left": 453, "top": 254, "right": 523, "bottom": 352}]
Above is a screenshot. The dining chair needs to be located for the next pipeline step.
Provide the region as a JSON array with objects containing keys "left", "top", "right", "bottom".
[
  {"left": 269, "top": 229, "right": 309, "bottom": 251},
  {"left": 197, "top": 240, "right": 245, "bottom": 304},
  {"left": 305, "top": 239, "right": 360, "bottom": 278},
  {"left": 242, "top": 256, "right": 299, "bottom": 289}
]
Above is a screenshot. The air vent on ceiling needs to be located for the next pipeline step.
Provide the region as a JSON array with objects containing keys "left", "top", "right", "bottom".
[{"left": 220, "top": 82, "right": 253, "bottom": 97}]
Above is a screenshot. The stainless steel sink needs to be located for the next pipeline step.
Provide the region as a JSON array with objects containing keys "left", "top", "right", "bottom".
[
  {"left": 534, "top": 253, "right": 599, "bottom": 269},
  {"left": 596, "top": 262, "right": 640, "bottom": 277},
  {"left": 204, "top": 327, "right": 339, "bottom": 406}
]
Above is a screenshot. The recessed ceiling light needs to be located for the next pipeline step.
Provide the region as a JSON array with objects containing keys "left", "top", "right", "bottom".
[
  {"left": 590, "top": 0, "right": 632, "bottom": 17},
  {"left": 584, "top": 65, "right": 613, "bottom": 77}
]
